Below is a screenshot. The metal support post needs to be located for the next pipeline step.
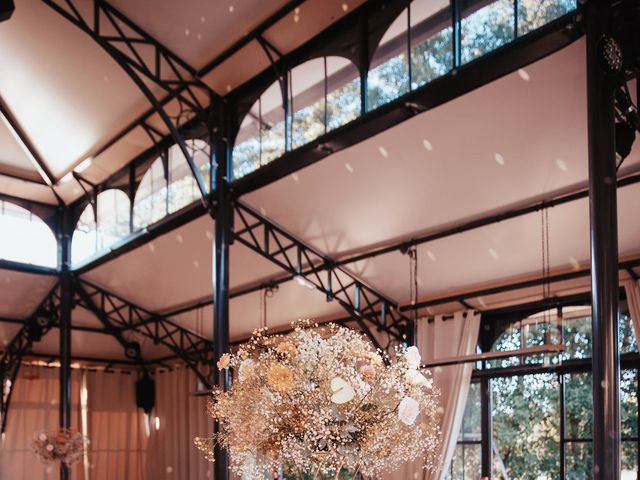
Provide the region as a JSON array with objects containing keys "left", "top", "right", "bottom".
[{"left": 586, "top": 1, "right": 620, "bottom": 477}]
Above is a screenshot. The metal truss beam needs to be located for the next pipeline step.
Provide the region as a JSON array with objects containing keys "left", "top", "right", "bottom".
[
  {"left": 232, "top": 201, "right": 412, "bottom": 352},
  {"left": 0, "top": 285, "right": 60, "bottom": 433},
  {"left": 74, "top": 279, "right": 214, "bottom": 388},
  {"left": 43, "top": 0, "right": 215, "bottom": 200}
]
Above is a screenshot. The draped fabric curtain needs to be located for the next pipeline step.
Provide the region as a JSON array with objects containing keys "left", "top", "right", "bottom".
[
  {"left": 0, "top": 365, "right": 84, "bottom": 479},
  {"left": 85, "top": 369, "right": 147, "bottom": 480},
  {"left": 623, "top": 279, "right": 640, "bottom": 341},
  {"left": 145, "top": 366, "right": 213, "bottom": 480},
  {"left": 386, "top": 310, "right": 481, "bottom": 480}
]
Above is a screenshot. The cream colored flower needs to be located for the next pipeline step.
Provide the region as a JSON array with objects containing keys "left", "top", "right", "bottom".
[
  {"left": 266, "top": 364, "right": 295, "bottom": 392},
  {"left": 217, "top": 353, "right": 231, "bottom": 370},
  {"left": 276, "top": 341, "right": 298, "bottom": 359},
  {"left": 405, "top": 369, "right": 432, "bottom": 387},
  {"left": 238, "top": 359, "right": 255, "bottom": 382},
  {"left": 359, "top": 364, "right": 376, "bottom": 382},
  {"left": 46, "top": 444, "right": 54, "bottom": 452},
  {"left": 405, "top": 346, "right": 422, "bottom": 370},
  {"left": 398, "top": 396, "right": 420, "bottom": 426},
  {"left": 38, "top": 433, "right": 47, "bottom": 442},
  {"left": 330, "top": 377, "right": 355, "bottom": 404}
]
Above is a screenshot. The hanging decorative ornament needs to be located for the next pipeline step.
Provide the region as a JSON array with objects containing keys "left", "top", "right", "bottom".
[
  {"left": 31, "top": 428, "right": 89, "bottom": 467},
  {"left": 195, "top": 321, "right": 441, "bottom": 479}
]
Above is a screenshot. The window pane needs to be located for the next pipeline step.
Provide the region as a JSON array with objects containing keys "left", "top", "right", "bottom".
[
  {"left": 448, "top": 443, "right": 481, "bottom": 480},
  {"left": 409, "top": 0, "right": 452, "bottom": 89},
  {"left": 622, "top": 441, "right": 638, "bottom": 479},
  {"left": 565, "top": 441, "right": 592, "bottom": 479},
  {"left": 622, "top": 369, "right": 638, "bottom": 439},
  {"left": 97, "top": 189, "right": 130, "bottom": 251},
  {"left": 0, "top": 201, "right": 57, "bottom": 267},
  {"left": 167, "top": 139, "right": 211, "bottom": 214},
  {"left": 72, "top": 204, "right": 97, "bottom": 264},
  {"left": 133, "top": 158, "right": 167, "bottom": 230},
  {"left": 326, "top": 57, "right": 360, "bottom": 132},
  {"left": 561, "top": 314, "right": 592, "bottom": 360},
  {"left": 290, "top": 58, "right": 326, "bottom": 149},
  {"left": 565, "top": 373, "right": 592, "bottom": 440},
  {"left": 492, "top": 373, "right": 559, "bottom": 479},
  {"left": 461, "top": 0, "right": 515, "bottom": 64},
  {"left": 620, "top": 313, "right": 638, "bottom": 355},
  {"left": 232, "top": 82, "right": 285, "bottom": 180},
  {"left": 517, "top": 0, "right": 576, "bottom": 37},
  {"left": 368, "top": 10, "right": 410, "bottom": 110},
  {"left": 461, "top": 382, "right": 481, "bottom": 441},
  {"left": 488, "top": 324, "right": 521, "bottom": 368}
]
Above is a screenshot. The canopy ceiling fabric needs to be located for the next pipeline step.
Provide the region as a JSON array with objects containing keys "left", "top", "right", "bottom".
[
  {"left": 0, "top": 0, "right": 363, "bottom": 204},
  {"left": 0, "top": 5, "right": 639, "bottom": 364}
]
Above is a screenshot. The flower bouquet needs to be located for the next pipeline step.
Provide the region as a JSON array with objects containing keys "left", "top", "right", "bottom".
[
  {"left": 195, "top": 322, "right": 440, "bottom": 479},
  {"left": 32, "top": 428, "right": 88, "bottom": 466}
]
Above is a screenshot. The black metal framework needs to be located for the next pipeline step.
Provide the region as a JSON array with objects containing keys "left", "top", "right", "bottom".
[
  {"left": 0, "top": 285, "right": 60, "bottom": 433},
  {"left": 73, "top": 279, "right": 214, "bottom": 388},
  {"left": 233, "top": 200, "right": 413, "bottom": 352},
  {"left": 42, "top": 0, "right": 215, "bottom": 200}
]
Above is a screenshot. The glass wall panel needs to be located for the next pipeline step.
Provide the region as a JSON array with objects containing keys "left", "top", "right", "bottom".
[
  {"left": 517, "top": 0, "right": 576, "bottom": 36},
  {"left": 233, "top": 82, "right": 286, "bottom": 180},
  {"left": 0, "top": 201, "right": 57, "bottom": 267},
  {"left": 72, "top": 203, "right": 97, "bottom": 264},
  {"left": 492, "top": 373, "right": 560, "bottom": 478},
  {"left": 133, "top": 158, "right": 167, "bottom": 230},
  {"left": 461, "top": 0, "right": 515, "bottom": 65},
  {"left": 96, "top": 189, "right": 130, "bottom": 251},
  {"left": 167, "top": 139, "right": 211, "bottom": 214}
]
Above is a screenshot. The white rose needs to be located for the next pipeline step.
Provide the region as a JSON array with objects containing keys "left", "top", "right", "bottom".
[
  {"left": 38, "top": 433, "right": 47, "bottom": 441},
  {"left": 330, "top": 377, "right": 355, "bottom": 404},
  {"left": 405, "top": 369, "right": 432, "bottom": 387},
  {"left": 398, "top": 397, "right": 420, "bottom": 426},
  {"left": 46, "top": 444, "right": 54, "bottom": 452},
  {"left": 405, "top": 346, "right": 422, "bottom": 369},
  {"left": 238, "top": 359, "right": 255, "bottom": 382}
]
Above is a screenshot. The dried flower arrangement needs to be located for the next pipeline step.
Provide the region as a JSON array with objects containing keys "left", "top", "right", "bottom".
[
  {"left": 195, "top": 322, "right": 441, "bottom": 479},
  {"left": 32, "top": 428, "right": 88, "bottom": 466}
]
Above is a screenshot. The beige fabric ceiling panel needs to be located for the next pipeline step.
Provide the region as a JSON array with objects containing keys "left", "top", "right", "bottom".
[
  {"left": 80, "top": 215, "right": 284, "bottom": 313},
  {"left": 0, "top": 175, "right": 57, "bottom": 204},
  {"left": 201, "top": 40, "right": 272, "bottom": 95},
  {"left": 347, "top": 184, "right": 640, "bottom": 308},
  {"left": 0, "top": 0, "right": 148, "bottom": 179},
  {"left": 108, "top": 0, "right": 291, "bottom": 70},
  {"left": 263, "top": 0, "right": 367, "bottom": 56},
  {"left": 0, "top": 269, "right": 57, "bottom": 319},
  {"left": 0, "top": 119, "right": 38, "bottom": 181}
]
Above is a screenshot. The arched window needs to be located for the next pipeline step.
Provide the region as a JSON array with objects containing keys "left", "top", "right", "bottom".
[
  {"left": 71, "top": 189, "right": 131, "bottom": 264},
  {"left": 232, "top": 56, "right": 361, "bottom": 179},
  {"left": 368, "top": 0, "right": 453, "bottom": 111},
  {"left": 0, "top": 200, "right": 57, "bottom": 267},
  {"left": 133, "top": 140, "right": 211, "bottom": 230}
]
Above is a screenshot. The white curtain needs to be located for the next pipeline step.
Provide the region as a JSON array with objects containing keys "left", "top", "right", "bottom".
[
  {"left": 85, "top": 369, "right": 147, "bottom": 480},
  {"left": 387, "top": 310, "right": 481, "bottom": 480},
  {"left": 0, "top": 365, "right": 84, "bottom": 479},
  {"left": 623, "top": 279, "right": 640, "bottom": 341},
  {"left": 145, "top": 366, "right": 213, "bottom": 479}
]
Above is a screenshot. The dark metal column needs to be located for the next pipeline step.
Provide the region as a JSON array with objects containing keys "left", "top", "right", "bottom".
[
  {"left": 480, "top": 375, "right": 492, "bottom": 478},
  {"left": 212, "top": 98, "right": 232, "bottom": 480},
  {"left": 58, "top": 207, "right": 73, "bottom": 480},
  {"left": 586, "top": 1, "right": 620, "bottom": 478}
]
